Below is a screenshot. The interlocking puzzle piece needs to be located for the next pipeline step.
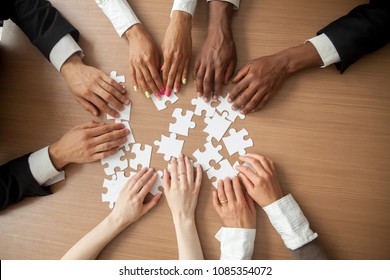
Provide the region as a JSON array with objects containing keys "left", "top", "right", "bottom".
[
  {"left": 110, "top": 71, "right": 125, "bottom": 83},
  {"left": 169, "top": 108, "right": 196, "bottom": 136},
  {"left": 154, "top": 133, "right": 184, "bottom": 161},
  {"left": 222, "top": 128, "right": 254, "bottom": 156},
  {"left": 129, "top": 143, "right": 152, "bottom": 170},
  {"left": 203, "top": 112, "right": 232, "bottom": 142},
  {"left": 193, "top": 141, "right": 223, "bottom": 171},
  {"left": 102, "top": 171, "right": 136, "bottom": 209},
  {"left": 106, "top": 103, "right": 131, "bottom": 122},
  {"left": 191, "top": 97, "right": 216, "bottom": 117},
  {"left": 150, "top": 170, "right": 164, "bottom": 196},
  {"left": 233, "top": 161, "right": 257, "bottom": 174},
  {"left": 151, "top": 92, "right": 179, "bottom": 111},
  {"left": 216, "top": 94, "right": 245, "bottom": 122},
  {"left": 101, "top": 150, "right": 128, "bottom": 176},
  {"left": 206, "top": 159, "right": 237, "bottom": 188}
]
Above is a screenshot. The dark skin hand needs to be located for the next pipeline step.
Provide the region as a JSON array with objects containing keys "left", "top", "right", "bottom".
[{"left": 193, "top": 1, "right": 237, "bottom": 102}]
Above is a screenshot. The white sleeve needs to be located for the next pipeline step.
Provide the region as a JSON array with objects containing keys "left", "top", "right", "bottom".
[
  {"left": 215, "top": 227, "right": 256, "bottom": 260},
  {"left": 171, "top": 0, "right": 198, "bottom": 17},
  {"left": 306, "top": 33, "right": 341, "bottom": 68},
  {"left": 28, "top": 146, "right": 65, "bottom": 187},
  {"left": 49, "top": 34, "right": 84, "bottom": 72},
  {"left": 95, "top": 0, "right": 141, "bottom": 37},
  {"left": 207, "top": 0, "right": 240, "bottom": 9},
  {"left": 263, "top": 194, "right": 318, "bottom": 250}
]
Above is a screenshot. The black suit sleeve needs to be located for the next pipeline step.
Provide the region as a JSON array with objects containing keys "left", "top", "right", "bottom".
[
  {"left": 0, "top": 154, "right": 51, "bottom": 211},
  {"left": 289, "top": 240, "right": 329, "bottom": 260},
  {"left": 318, "top": 0, "right": 390, "bottom": 73},
  {"left": 1, "top": 0, "right": 79, "bottom": 60}
]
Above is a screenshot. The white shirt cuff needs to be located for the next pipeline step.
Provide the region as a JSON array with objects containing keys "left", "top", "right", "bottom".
[
  {"left": 207, "top": 0, "right": 240, "bottom": 9},
  {"left": 96, "top": 0, "right": 141, "bottom": 37},
  {"left": 215, "top": 227, "right": 256, "bottom": 260},
  {"left": 49, "top": 34, "right": 83, "bottom": 72},
  {"left": 171, "top": 0, "right": 197, "bottom": 17},
  {"left": 263, "top": 194, "right": 318, "bottom": 250},
  {"left": 28, "top": 146, "right": 65, "bottom": 187},
  {"left": 306, "top": 33, "right": 340, "bottom": 68}
]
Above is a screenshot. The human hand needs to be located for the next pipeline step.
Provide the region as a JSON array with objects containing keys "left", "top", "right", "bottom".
[
  {"left": 235, "top": 154, "right": 283, "bottom": 207},
  {"left": 125, "top": 24, "right": 164, "bottom": 99},
  {"left": 193, "top": 1, "right": 236, "bottom": 102},
  {"left": 109, "top": 168, "right": 161, "bottom": 229},
  {"left": 60, "top": 54, "right": 130, "bottom": 118},
  {"left": 164, "top": 154, "right": 203, "bottom": 221},
  {"left": 212, "top": 176, "right": 256, "bottom": 228},
  {"left": 49, "top": 121, "right": 130, "bottom": 170},
  {"left": 161, "top": 11, "right": 192, "bottom": 95}
]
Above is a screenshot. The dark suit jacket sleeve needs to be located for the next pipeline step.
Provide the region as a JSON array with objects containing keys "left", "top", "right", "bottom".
[
  {"left": 318, "top": 0, "right": 390, "bottom": 73},
  {"left": 289, "top": 240, "right": 329, "bottom": 260},
  {"left": 0, "top": 154, "right": 51, "bottom": 210},
  {"left": 2, "top": 0, "right": 79, "bottom": 60}
]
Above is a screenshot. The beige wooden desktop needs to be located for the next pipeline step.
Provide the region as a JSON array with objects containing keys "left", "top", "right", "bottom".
[{"left": 0, "top": 0, "right": 389, "bottom": 260}]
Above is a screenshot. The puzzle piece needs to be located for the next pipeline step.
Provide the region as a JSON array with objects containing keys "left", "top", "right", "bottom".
[
  {"left": 101, "top": 150, "right": 128, "bottom": 176},
  {"left": 106, "top": 103, "right": 131, "bottom": 122},
  {"left": 121, "top": 121, "right": 135, "bottom": 151},
  {"left": 191, "top": 97, "right": 216, "bottom": 117},
  {"left": 154, "top": 133, "right": 184, "bottom": 161},
  {"left": 203, "top": 112, "right": 232, "bottom": 142},
  {"left": 102, "top": 171, "right": 136, "bottom": 209},
  {"left": 216, "top": 94, "right": 245, "bottom": 122},
  {"left": 151, "top": 92, "right": 179, "bottom": 111},
  {"left": 193, "top": 141, "right": 223, "bottom": 171},
  {"left": 110, "top": 71, "right": 125, "bottom": 83},
  {"left": 222, "top": 128, "right": 254, "bottom": 156},
  {"left": 150, "top": 170, "right": 164, "bottom": 195},
  {"left": 206, "top": 159, "right": 237, "bottom": 188},
  {"left": 169, "top": 108, "right": 196, "bottom": 136},
  {"left": 129, "top": 143, "right": 152, "bottom": 170}
]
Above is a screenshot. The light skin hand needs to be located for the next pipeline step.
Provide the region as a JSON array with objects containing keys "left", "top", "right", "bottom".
[
  {"left": 212, "top": 176, "right": 256, "bottom": 228},
  {"left": 126, "top": 24, "right": 163, "bottom": 99},
  {"left": 236, "top": 154, "right": 283, "bottom": 207},
  {"left": 161, "top": 11, "right": 192, "bottom": 96},
  {"left": 229, "top": 43, "right": 323, "bottom": 114},
  {"left": 193, "top": 1, "right": 236, "bottom": 102},
  {"left": 60, "top": 53, "right": 129, "bottom": 118},
  {"left": 48, "top": 121, "right": 130, "bottom": 170}
]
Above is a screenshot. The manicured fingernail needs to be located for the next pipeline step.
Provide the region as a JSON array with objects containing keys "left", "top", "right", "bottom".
[
  {"left": 182, "top": 78, "right": 187, "bottom": 85},
  {"left": 154, "top": 92, "right": 161, "bottom": 100},
  {"left": 231, "top": 105, "right": 237, "bottom": 111},
  {"left": 213, "top": 95, "right": 218, "bottom": 100},
  {"left": 174, "top": 85, "right": 179, "bottom": 93},
  {"left": 159, "top": 88, "right": 164, "bottom": 95},
  {"left": 166, "top": 89, "right": 171, "bottom": 97},
  {"left": 197, "top": 92, "right": 201, "bottom": 97},
  {"left": 145, "top": 91, "right": 150, "bottom": 98},
  {"left": 203, "top": 97, "right": 209, "bottom": 102},
  {"left": 133, "top": 85, "right": 137, "bottom": 92},
  {"left": 228, "top": 97, "right": 233, "bottom": 103}
]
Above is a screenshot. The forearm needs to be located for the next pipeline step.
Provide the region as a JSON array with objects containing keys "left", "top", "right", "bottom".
[
  {"left": 62, "top": 214, "right": 125, "bottom": 260},
  {"left": 173, "top": 216, "right": 204, "bottom": 260}
]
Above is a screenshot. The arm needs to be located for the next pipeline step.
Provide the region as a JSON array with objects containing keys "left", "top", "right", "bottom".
[
  {"left": 62, "top": 168, "right": 161, "bottom": 259},
  {"left": 193, "top": 0, "right": 237, "bottom": 101},
  {"left": 236, "top": 153, "right": 328, "bottom": 260},
  {"left": 164, "top": 154, "right": 204, "bottom": 260},
  {"left": 212, "top": 177, "right": 257, "bottom": 260}
]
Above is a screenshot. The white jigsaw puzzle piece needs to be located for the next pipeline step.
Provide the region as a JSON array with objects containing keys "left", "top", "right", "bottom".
[
  {"left": 121, "top": 121, "right": 135, "bottom": 151},
  {"left": 100, "top": 150, "right": 128, "bottom": 176},
  {"left": 102, "top": 171, "right": 136, "bottom": 209},
  {"left": 154, "top": 133, "right": 184, "bottom": 161},
  {"left": 110, "top": 71, "right": 125, "bottom": 83},
  {"left": 206, "top": 159, "right": 237, "bottom": 188},
  {"left": 193, "top": 141, "right": 223, "bottom": 171},
  {"left": 106, "top": 103, "right": 131, "bottom": 122},
  {"left": 216, "top": 94, "right": 245, "bottom": 122},
  {"left": 151, "top": 92, "right": 179, "bottom": 111},
  {"left": 203, "top": 112, "right": 232, "bottom": 142},
  {"left": 150, "top": 170, "right": 164, "bottom": 196},
  {"left": 169, "top": 108, "right": 196, "bottom": 136},
  {"left": 222, "top": 128, "right": 254, "bottom": 156},
  {"left": 191, "top": 97, "right": 216, "bottom": 117},
  {"left": 129, "top": 143, "right": 152, "bottom": 170}
]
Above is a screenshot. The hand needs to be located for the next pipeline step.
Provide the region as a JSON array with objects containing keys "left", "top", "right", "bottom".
[
  {"left": 212, "top": 177, "right": 256, "bottom": 228},
  {"left": 235, "top": 154, "right": 283, "bottom": 207},
  {"left": 164, "top": 154, "right": 203, "bottom": 221},
  {"left": 193, "top": 1, "right": 236, "bottom": 102},
  {"left": 125, "top": 24, "right": 164, "bottom": 99},
  {"left": 49, "top": 121, "right": 130, "bottom": 170},
  {"left": 161, "top": 11, "right": 192, "bottom": 95},
  {"left": 109, "top": 168, "right": 161, "bottom": 229},
  {"left": 61, "top": 54, "right": 130, "bottom": 118}
]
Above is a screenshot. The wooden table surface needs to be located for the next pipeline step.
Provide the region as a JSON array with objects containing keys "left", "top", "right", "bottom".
[{"left": 0, "top": 0, "right": 389, "bottom": 260}]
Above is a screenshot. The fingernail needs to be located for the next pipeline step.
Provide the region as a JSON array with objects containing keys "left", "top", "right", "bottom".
[
  {"left": 133, "top": 85, "right": 137, "bottom": 92},
  {"left": 166, "top": 89, "right": 171, "bottom": 97},
  {"left": 228, "top": 98, "right": 233, "bottom": 103},
  {"left": 145, "top": 91, "right": 151, "bottom": 98},
  {"left": 154, "top": 92, "right": 161, "bottom": 100},
  {"left": 174, "top": 85, "right": 179, "bottom": 93},
  {"left": 197, "top": 92, "right": 202, "bottom": 97},
  {"left": 213, "top": 95, "right": 218, "bottom": 100},
  {"left": 182, "top": 78, "right": 187, "bottom": 85},
  {"left": 124, "top": 99, "right": 130, "bottom": 105},
  {"left": 231, "top": 105, "right": 237, "bottom": 111},
  {"left": 121, "top": 86, "right": 126, "bottom": 93},
  {"left": 203, "top": 97, "right": 209, "bottom": 102},
  {"left": 240, "top": 110, "right": 245, "bottom": 115},
  {"left": 160, "top": 66, "right": 164, "bottom": 72},
  {"left": 159, "top": 88, "right": 164, "bottom": 96}
]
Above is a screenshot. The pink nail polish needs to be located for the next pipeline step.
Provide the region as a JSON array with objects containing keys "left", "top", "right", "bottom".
[
  {"left": 154, "top": 92, "right": 161, "bottom": 100},
  {"left": 166, "top": 89, "right": 171, "bottom": 97},
  {"left": 174, "top": 85, "right": 180, "bottom": 93},
  {"left": 159, "top": 88, "right": 164, "bottom": 95}
]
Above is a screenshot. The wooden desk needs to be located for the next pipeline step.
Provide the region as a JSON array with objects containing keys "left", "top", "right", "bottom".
[{"left": 0, "top": 0, "right": 389, "bottom": 260}]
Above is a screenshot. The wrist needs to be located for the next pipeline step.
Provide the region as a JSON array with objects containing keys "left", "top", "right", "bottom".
[
  {"left": 172, "top": 212, "right": 196, "bottom": 225},
  {"left": 208, "top": 1, "right": 233, "bottom": 34},
  {"left": 48, "top": 142, "right": 67, "bottom": 170},
  {"left": 60, "top": 53, "right": 83, "bottom": 75},
  {"left": 125, "top": 23, "right": 143, "bottom": 41},
  {"left": 106, "top": 212, "right": 131, "bottom": 232}
]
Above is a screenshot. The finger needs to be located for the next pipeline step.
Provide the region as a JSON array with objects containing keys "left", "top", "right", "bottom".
[
  {"left": 88, "top": 122, "right": 125, "bottom": 137},
  {"left": 135, "top": 67, "right": 150, "bottom": 98},
  {"left": 163, "top": 168, "right": 171, "bottom": 191},
  {"left": 162, "top": 58, "right": 172, "bottom": 90},
  {"left": 243, "top": 154, "right": 272, "bottom": 174},
  {"left": 91, "top": 127, "right": 129, "bottom": 146},
  {"left": 127, "top": 167, "right": 149, "bottom": 189},
  {"left": 202, "top": 68, "right": 214, "bottom": 102},
  {"left": 192, "top": 56, "right": 201, "bottom": 84},
  {"left": 129, "top": 65, "right": 138, "bottom": 92},
  {"left": 77, "top": 120, "right": 102, "bottom": 130},
  {"left": 252, "top": 93, "right": 271, "bottom": 112},
  {"left": 232, "top": 176, "right": 245, "bottom": 204},
  {"left": 212, "top": 191, "right": 222, "bottom": 215},
  {"left": 217, "top": 179, "right": 228, "bottom": 203},
  {"left": 235, "top": 163, "right": 259, "bottom": 184},
  {"left": 96, "top": 84, "right": 125, "bottom": 111},
  {"left": 88, "top": 90, "right": 119, "bottom": 118},
  {"left": 223, "top": 177, "right": 236, "bottom": 202},
  {"left": 229, "top": 78, "right": 250, "bottom": 108},
  {"left": 148, "top": 63, "right": 164, "bottom": 97},
  {"left": 142, "top": 193, "right": 162, "bottom": 214},
  {"left": 213, "top": 68, "right": 224, "bottom": 100},
  {"left": 265, "top": 156, "right": 276, "bottom": 172},
  {"left": 138, "top": 172, "right": 158, "bottom": 198},
  {"left": 224, "top": 61, "right": 236, "bottom": 85},
  {"left": 170, "top": 156, "right": 179, "bottom": 185},
  {"left": 185, "top": 156, "right": 194, "bottom": 186},
  {"left": 245, "top": 191, "right": 257, "bottom": 215},
  {"left": 132, "top": 168, "right": 155, "bottom": 194},
  {"left": 177, "top": 153, "right": 187, "bottom": 185},
  {"left": 76, "top": 97, "right": 99, "bottom": 117},
  {"left": 232, "top": 65, "right": 250, "bottom": 83},
  {"left": 194, "top": 165, "right": 203, "bottom": 192},
  {"left": 182, "top": 59, "right": 189, "bottom": 86},
  {"left": 173, "top": 62, "right": 184, "bottom": 94},
  {"left": 92, "top": 147, "right": 119, "bottom": 161},
  {"left": 238, "top": 172, "right": 255, "bottom": 193},
  {"left": 195, "top": 63, "right": 205, "bottom": 98},
  {"left": 92, "top": 136, "right": 127, "bottom": 153},
  {"left": 101, "top": 73, "right": 127, "bottom": 95},
  {"left": 140, "top": 65, "right": 159, "bottom": 97},
  {"left": 234, "top": 86, "right": 260, "bottom": 114},
  {"left": 166, "top": 58, "right": 180, "bottom": 96}
]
